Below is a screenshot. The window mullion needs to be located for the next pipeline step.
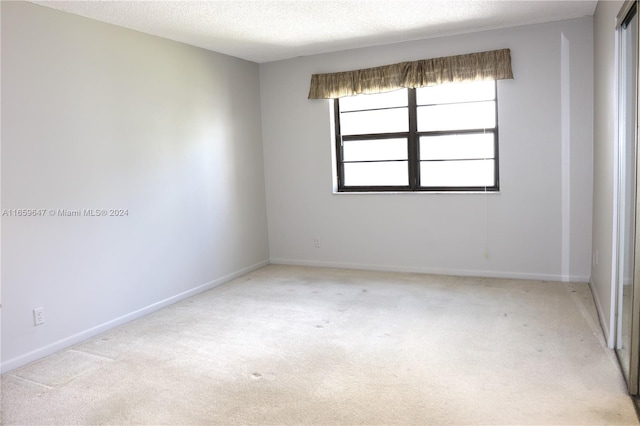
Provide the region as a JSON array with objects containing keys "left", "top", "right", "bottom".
[{"left": 408, "top": 89, "right": 418, "bottom": 189}]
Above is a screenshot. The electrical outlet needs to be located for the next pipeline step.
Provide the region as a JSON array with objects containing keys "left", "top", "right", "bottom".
[
  {"left": 313, "top": 238, "right": 320, "bottom": 248},
  {"left": 33, "top": 307, "right": 44, "bottom": 326}
]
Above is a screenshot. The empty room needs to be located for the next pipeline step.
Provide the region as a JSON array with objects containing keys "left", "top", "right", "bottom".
[{"left": 2, "top": 0, "right": 640, "bottom": 424}]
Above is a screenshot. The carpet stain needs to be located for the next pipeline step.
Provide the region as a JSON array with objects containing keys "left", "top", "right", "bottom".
[{"left": 249, "top": 372, "right": 276, "bottom": 381}]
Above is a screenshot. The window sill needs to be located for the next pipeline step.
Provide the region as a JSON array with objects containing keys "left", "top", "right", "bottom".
[{"left": 332, "top": 190, "right": 501, "bottom": 195}]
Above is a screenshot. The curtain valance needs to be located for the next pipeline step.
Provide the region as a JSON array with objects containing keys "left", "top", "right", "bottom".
[{"left": 308, "top": 48, "right": 513, "bottom": 99}]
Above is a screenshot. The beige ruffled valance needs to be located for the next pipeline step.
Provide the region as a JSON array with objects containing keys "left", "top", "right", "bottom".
[{"left": 308, "top": 48, "right": 513, "bottom": 99}]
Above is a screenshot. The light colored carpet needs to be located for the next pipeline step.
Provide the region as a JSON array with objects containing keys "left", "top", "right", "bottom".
[{"left": 1, "top": 265, "right": 638, "bottom": 425}]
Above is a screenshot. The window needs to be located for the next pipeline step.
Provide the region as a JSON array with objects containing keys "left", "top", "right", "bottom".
[{"left": 334, "top": 80, "right": 499, "bottom": 192}]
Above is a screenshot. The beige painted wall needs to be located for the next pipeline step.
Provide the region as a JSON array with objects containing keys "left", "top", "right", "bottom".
[
  {"left": 1, "top": 1, "right": 269, "bottom": 371},
  {"left": 260, "top": 18, "right": 594, "bottom": 282}
]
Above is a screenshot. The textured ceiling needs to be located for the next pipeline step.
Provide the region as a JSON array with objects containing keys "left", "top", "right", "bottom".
[{"left": 30, "top": 1, "right": 598, "bottom": 63}]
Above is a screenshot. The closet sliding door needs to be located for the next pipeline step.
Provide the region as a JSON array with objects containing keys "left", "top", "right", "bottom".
[{"left": 616, "top": 0, "right": 640, "bottom": 395}]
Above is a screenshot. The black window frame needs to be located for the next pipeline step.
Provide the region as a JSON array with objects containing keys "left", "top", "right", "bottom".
[{"left": 334, "top": 81, "right": 500, "bottom": 192}]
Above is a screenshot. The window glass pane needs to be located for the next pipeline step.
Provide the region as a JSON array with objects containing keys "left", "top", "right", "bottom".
[
  {"left": 417, "top": 101, "right": 495, "bottom": 132},
  {"left": 416, "top": 80, "right": 495, "bottom": 105},
  {"left": 339, "top": 89, "right": 408, "bottom": 112},
  {"left": 420, "top": 133, "right": 494, "bottom": 160},
  {"left": 420, "top": 160, "right": 494, "bottom": 187},
  {"left": 344, "top": 161, "right": 408, "bottom": 186},
  {"left": 341, "top": 108, "right": 408, "bottom": 135},
  {"left": 343, "top": 138, "right": 408, "bottom": 162}
]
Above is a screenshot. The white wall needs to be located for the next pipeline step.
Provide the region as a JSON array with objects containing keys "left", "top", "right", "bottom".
[
  {"left": 260, "top": 18, "right": 593, "bottom": 282},
  {"left": 1, "top": 2, "right": 269, "bottom": 371},
  {"left": 591, "top": 0, "right": 625, "bottom": 346}
]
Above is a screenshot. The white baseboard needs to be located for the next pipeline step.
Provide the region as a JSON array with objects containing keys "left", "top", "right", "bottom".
[
  {"left": 1, "top": 260, "right": 269, "bottom": 374},
  {"left": 270, "top": 258, "right": 590, "bottom": 283}
]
